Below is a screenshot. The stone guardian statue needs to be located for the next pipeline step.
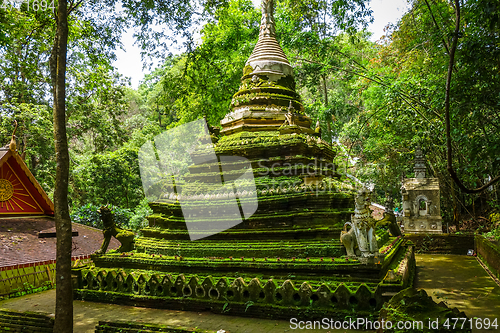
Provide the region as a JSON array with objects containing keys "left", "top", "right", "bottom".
[{"left": 340, "top": 187, "right": 381, "bottom": 263}]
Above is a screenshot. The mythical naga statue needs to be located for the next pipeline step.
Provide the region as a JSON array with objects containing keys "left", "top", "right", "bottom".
[
  {"left": 96, "top": 206, "right": 135, "bottom": 254},
  {"left": 340, "top": 187, "right": 380, "bottom": 259}
]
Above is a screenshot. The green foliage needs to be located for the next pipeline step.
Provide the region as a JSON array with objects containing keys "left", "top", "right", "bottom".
[
  {"left": 71, "top": 200, "right": 150, "bottom": 233},
  {"left": 338, "top": 0, "right": 500, "bottom": 216},
  {"left": 0, "top": 5, "right": 54, "bottom": 104},
  {"left": 71, "top": 146, "right": 143, "bottom": 209},
  {"left": 71, "top": 203, "right": 102, "bottom": 229},
  {"left": 139, "top": 0, "right": 259, "bottom": 128},
  {"left": 1, "top": 0, "right": 498, "bottom": 228},
  {"left": 276, "top": 0, "right": 375, "bottom": 142},
  {"left": 1, "top": 281, "right": 54, "bottom": 300},
  {"left": 110, "top": 206, "right": 134, "bottom": 228},
  {"left": 71, "top": 203, "right": 133, "bottom": 230},
  {"left": 0, "top": 103, "right": 56, "bottom": 198},
  {"left": 67, "top": 65, "right": 130, "bottom": 154},
  {"left": 0, "top": 0, "right": 124, "bottom": 105},
  {"left": 128, "top": 198, "right": 153, "bottom": 233},
  {"left": 0, "top": 0, "right": 131, "bottom": 208},
  {"left": 485, "top": 213, "right": 500, "bottom": 241}
]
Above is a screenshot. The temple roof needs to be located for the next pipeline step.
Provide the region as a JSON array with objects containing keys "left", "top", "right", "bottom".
[{"left": 0, "top": 146, "right": 54, "bottom": 216}]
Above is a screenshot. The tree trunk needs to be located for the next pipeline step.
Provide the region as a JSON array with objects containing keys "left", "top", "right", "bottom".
[
  {"left": 321, "top": 74, "right": 332, "bottom": 143},
  {"left": 51, "top": 0, "right": 73, "bottom": 331},
  {"left": 451, "top": 180, "right": 459, "bottom": 228},
  {"left": 157, "top": 105, "right": 162, "bottom": 127}
]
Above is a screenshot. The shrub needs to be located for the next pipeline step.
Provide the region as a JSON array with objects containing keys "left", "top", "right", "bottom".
[
  {"left": 127, "top": 197, "right": 152, "bottom": 233},
  {"left": 71, "top": 203, "right": 102, "bottom": 229},
  {"left": 71, "top": 203, "right": 133, "bottom": 230}
]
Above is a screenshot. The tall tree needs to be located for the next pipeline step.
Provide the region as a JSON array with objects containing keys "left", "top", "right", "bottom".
[
  {"left": 443, "top": 0, "right": 500, "bottom": 194},
  {"left": 339, "top": 0, "right": 500, "bottom": 219},
  {"left": 274, "top": 0, "right": 373, "bottom": 142},
  {"left": 138, "top": 0, "right": 260, "bottom": 127},
  {"left": 50, "top": 0, "right": 72, "bottom": 330}
]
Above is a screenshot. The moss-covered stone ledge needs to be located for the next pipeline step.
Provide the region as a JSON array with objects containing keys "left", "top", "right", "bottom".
[
  {"left": 75, "top": 279, "right": 382, "bottom": 321},
  {"left": 150, "top": 187, "right": 353, "bottom": 206},
  {"left": 145, "top": 210, "right": 351, "bottom": 231},
  {"left": 135, "top": 238, "right": 344, "bottom": 258},
  {"left": 379, "top": 236, "right": 406, "bottom": 271},
  {"left": 404, "top": 234, "right": 474, "bottom": 254},
  {"left": 475, "top": 235, "right": 500, "bottom": 280},
  {"left": 214, "top": 132, "right": 336, "bottom": 160},
  {"left": 0, "top": 309, "right": 54, "bottom": 333},
  {"left": 89, "top": 253, "right": 384, "bottom": 280},
  {"left": 74, "top": 268, "right": 383, "bottom": 310},
  {"left": 141, "top": 226, "right": 340, "bottom": 241},
  {"left": 379, "top": 245, "right": 416, "bottom": 295},
  {"left": 95, "top": 320, "right": 216, "bottom": 333}
]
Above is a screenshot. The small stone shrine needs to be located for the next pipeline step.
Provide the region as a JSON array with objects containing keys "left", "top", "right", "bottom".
[{"left": 401, "top": 147, "right": 442, "bottom": 234}]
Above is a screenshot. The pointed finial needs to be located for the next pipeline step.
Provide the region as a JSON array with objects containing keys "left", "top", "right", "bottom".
[
  {"left": 245, "top": 0, "right": 292, "bottom": 81},
  {"left": 414, "top": 146, "right": 426, "bottom": 178},
  {"left": 260, "top": 0, "right": 276, "bottom": 38},
  {"left": 222, "top": 0, "right": 312, "bottom": 135}
]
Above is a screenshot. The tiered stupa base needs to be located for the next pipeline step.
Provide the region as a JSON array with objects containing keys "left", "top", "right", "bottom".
[
  {"left": 74, "top": 236, "right": 414, "bottom": 319},
  {"left": 73, "top": 130, "right": 415, "bottom": 319}
]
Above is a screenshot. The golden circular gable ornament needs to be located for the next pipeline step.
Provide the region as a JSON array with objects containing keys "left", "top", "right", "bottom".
[{"left": 0, "top": 179, "right": 14, "bottom": 202}]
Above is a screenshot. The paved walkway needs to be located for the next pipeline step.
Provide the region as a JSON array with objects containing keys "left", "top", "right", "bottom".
[
  {"left": 1, "top": 254, "right": 499, "bottom": 332},
  {"left": 414, "top": 254, "right": 500, "bottom": 332},
  {"left": 1, "top": 289, "right": 354, "bottom": 333}
]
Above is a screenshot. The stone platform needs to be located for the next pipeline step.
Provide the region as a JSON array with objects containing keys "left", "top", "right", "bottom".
[{"left": 73, "top": 236, "right": 414, "bottom": 320}]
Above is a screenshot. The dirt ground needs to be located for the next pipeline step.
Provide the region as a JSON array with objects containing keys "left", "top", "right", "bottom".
[{"left": 0, "top": 217, "right": 119, "bottom": 266}]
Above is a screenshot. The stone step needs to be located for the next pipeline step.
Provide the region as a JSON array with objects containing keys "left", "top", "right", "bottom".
[
  {"left": 146, "top": 212, "right": 350, "bottom": 232},
  {"left": 95, "top": 320, "right": 216, "bottom": 332},
  {"left": 88, "top": 254, "right": 382, "bottom": 281},
  {"left": 141, "top": 226, "right": 343, "bottom": 241},
  {"left": 0, "top": 309, "right": 54, "bottom": 332},
  {"left": 135, "top": 238, "right": 344, "bottom": 258}
]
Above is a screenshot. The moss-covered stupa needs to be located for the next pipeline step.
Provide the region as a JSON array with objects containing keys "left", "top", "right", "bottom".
[{"left": 73, "top": 0, "right": 415, "bottom": 320}]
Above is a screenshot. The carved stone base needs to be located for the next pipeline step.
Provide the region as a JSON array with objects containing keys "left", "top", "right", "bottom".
[
  {"left": 358, "top": 253, "right": 385, "bottom": 265},
  {"left": 404, "top": 218, "right": 442, "bottom": 234}
]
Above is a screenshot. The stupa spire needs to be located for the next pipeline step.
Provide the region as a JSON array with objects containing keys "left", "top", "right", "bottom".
[
  {"left": 221, "top": 0, "right": 312, "bottom": 135},
  {"left": 414, "top": 146, "right": 426, "bottom": 178},
  {"left": 246, "top": 0, "right": 292, "bottom": 81}
]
